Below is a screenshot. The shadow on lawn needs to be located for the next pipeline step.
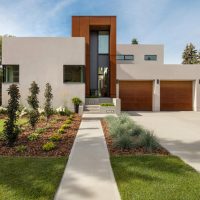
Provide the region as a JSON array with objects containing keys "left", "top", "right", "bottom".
[
  {"left": 0, "top": 157, "right": 67, "bottom": 200},
  {"left": 110, "top": 155, "right": 197, "bottom": 183}
]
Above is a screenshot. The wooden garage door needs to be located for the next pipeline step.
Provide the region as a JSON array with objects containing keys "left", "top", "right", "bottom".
[
  {"left": 160, "top": 81, "right": 193, "bottom": 111},
  {"left": 119, "top": 81, "right": 153, "bottom": 111}
]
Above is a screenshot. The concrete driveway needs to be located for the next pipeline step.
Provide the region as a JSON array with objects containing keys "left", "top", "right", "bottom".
[{"left": 127, "top": 111, "right": 200, "bottom": 172}]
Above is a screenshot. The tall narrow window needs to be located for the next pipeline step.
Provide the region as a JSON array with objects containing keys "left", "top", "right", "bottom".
[
  {"left": 98, "top": 31, "right": 109, "bottom": 54},
  {"left": 63, "top": 65, "right": 85, "bottom": 83},
  {"left": 3, "top": 65, "right": 19, "bottom": 83}
]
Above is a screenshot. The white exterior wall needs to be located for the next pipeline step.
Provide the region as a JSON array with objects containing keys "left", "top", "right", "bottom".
[
  {"left": 117, "top": 44, "right": 164, "bottom": 64},
  {"left": 2, "top": 37, "right": 85, "bottom": 111},
  {"left": 117, "top": 64, "right": 200, "bottom": 111}
]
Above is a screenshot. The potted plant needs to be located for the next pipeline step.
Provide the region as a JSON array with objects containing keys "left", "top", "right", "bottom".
[{"left": 72, "top": 97, "right": 82, "bottom": 113}]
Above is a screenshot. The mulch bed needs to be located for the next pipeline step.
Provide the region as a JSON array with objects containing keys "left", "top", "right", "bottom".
[
  {"left": 101, "top": 119, "right": 169, "bottom": 156},
  {"left": 0, "top": 114, "right": 81, "bottom": 157}
]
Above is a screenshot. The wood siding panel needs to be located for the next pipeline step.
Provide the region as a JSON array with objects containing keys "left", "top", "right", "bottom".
[
  {"left": 110, "top": 17, "right": 116, "bottom": 56},
  {"left": 110, "top": 55, "right": 116, "bottom": 97},
  {"left": 119, "top": 81, "right": 153, "bottom": 111},
  {"left": 160, "top": 81, "right": 193, "bottom": 111},
  {"left": 72, "top": 16, "right": 80, "bottom": 36},
  {"left": 71, "top": 16, "right": 116, "bottom": 97},
  {"left": 89, "top": 17, "right": 111, "bottom": 25}
]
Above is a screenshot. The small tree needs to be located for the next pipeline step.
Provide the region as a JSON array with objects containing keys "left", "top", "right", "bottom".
[
  {"left": 3, "top": 84, "right": 20, "bottom": 146},
  {"left": 44, "top": 83, "right": 53, "bottom": 122},
  {"left": 131, "top": 38, "right": 139, "bottom": 45},
  {"left": 27, "top": 81, "right": 40, "bottom": 129},
  {"left": 182, "top": 43, "right": 199, "bottom": 64}
]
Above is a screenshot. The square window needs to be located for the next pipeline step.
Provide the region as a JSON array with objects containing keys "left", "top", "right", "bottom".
[
  {"left": 3, "top": 65, "right": 19, "bottom": 83},
  {"left": 63, "top": 65, "right": 85, "bottom": 83}
]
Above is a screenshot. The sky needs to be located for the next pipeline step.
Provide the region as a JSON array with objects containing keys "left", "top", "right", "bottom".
[{"left": 0, "top": 0, "right": 200, "bottom": 64}]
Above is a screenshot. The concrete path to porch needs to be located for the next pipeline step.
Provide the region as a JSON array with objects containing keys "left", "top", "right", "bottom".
[{"left": 54, "top": 115, "right": 121, "bottom": 200}]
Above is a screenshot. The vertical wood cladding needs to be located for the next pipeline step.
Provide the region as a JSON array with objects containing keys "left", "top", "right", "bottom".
[
  {"left": 72, "top": 16, "right": 116, "bottom": 97},
  {"left": 160, "top": 81, "right": 193, "bottom": 111}
]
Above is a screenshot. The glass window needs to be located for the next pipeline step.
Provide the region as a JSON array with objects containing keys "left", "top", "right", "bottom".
[
  {"left": 116, "top": 55, "right": 125, "bottom": 60},
  {"left": 116, "top": 54, "right": 134, "bottom": 60},
  {"left": 98, "top": 31, "right": 109, "bottom": 54},
  {"left": 63, "top": 65, "right": 84, "bottom": 83},
  {"left": 3, "top": 65, "right": 19, "bottom": 83},
  {"left": 144, "top": 55, "right": 157, "bottom": 61},
  {"left": 124, "top": 55, "right": 134, "bottom": 60}
]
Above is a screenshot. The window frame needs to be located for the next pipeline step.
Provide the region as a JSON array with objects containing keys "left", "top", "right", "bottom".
[
  {"left": 116, "top": 54, "right": 134, "bottom": 61},
  {"left": 3, "top": 65, "right": 19, "bottom": 83},
  {"left": 63, "top": 65, "right": 85, "bottom": 83},
  {"left": 144, "top": 55, "right": 157, "bottom": 61},
  {"left": 98, "top": 31, "right": 110, "bottom": 55}
]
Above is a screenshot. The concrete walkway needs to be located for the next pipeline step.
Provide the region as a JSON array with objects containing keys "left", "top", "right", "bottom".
[
  {"left": 128, "top": 111, "right": 200, "bottom": 172},
  {"left": 54, "top": 118, "right": 121, "bottom": 200}
]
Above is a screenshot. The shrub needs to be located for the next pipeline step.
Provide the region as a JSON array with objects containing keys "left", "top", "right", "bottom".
[
  {"left": 109, "top": 114, "right": 135, "bottom": 138},
  {"left": 29, "top": 110, "right": 40, "bottom": 130},
  {"left": 0, "top": 106, "right": 7, "bottom": 114},
  {"left": 131, "top": 125, "right": 145, "bottom": 136},
  {"left": 38, "top": 108, "right": 45, "bottom": 115},
  {"left": 15, "top": 145, "right": 27, "bottom": 153},
  {"left": 65, "top": 119, "right": 72, "bottom": 124},
  {"left": 39, "top": 115, "right": 46, "bottom": 122},
  {"left": 35, "top": 127, "right": 46, "bottom": 134},
  {"left": 28, "top": 133, "right": 39, "bottom": 141},
  {"left": 61, "top": 124, "right": 70, "bottom": 129},
  {"left": 49, "top": 133, "right": 62, "bottom": 141},
  {"left": 138, "top": 130, "right": 160, "bottom": 152},
  {"left": 27, "top": 81, "right": 40, "bottom": 129},
  {"left": 72, "top": 97, "right": 82, "bottom": 105},
  {"left": 105, "top": 115, "right": 116, "bottom": 124},
  {"left": 44, "top": 83, "right": 53, "bottom": 122},
  {"left": 42, "top": 142, "right": 56, "bottom": 151},
  {"left": 56, "top": 106, "right": 72, "bottom": 116},
  {"left": 0, "top": 131, "right": 6, "bottom": 141},
  {"left": 113, "top": 134, "right": 133, "bottom": 150},
  {"left": 3, "top": 84, "right": 21, "bottom": 146},
  {"left": 68, "top": 114, "right": 74, "bottom": 120},
  {"left": 58, "top": 128, "right": 65, "bottom": 134},
  {"left": 19, "top": 107, "right": 29, "bottom": 118},
  {"left": 100, "top": 103, "right": 114, "bottom": 106}
]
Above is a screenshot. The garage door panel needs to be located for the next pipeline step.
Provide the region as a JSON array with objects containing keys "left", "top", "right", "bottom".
[
  {"left": 119, "top": 81, "right": 153, "bottom": 111},
  {"left": 160, "top": 81, "right": 193, "bottom": 111}
]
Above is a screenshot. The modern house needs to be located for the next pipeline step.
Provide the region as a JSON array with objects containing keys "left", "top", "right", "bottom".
[{"left": 2, "top": 16, "right": 200, "bottom": 113}]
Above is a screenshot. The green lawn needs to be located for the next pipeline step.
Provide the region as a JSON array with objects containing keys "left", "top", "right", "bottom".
[
  {"left": 111, "top": 155, "right": 200, "bottom": 200},
  {"left": 0, "top": 157, "right": 67, "bottom": 200}
]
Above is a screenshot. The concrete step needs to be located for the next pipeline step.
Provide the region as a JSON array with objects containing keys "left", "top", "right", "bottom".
[
  {"left": 84, "top": 105, "right": 100, "bottom": 113},
  {"left": 84, "top": 105, "right": 100, "bottom": 111}
]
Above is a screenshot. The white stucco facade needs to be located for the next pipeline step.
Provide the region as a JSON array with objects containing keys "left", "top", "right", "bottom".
[
  {"left": 2, "top": 39, "right": 200, "bottom": 112},
  {"left": 2, "top": 37, "right": 85, "bottom": 110},
  {"left": 117, "top": 44, "right": 200, "bottom": 111}
]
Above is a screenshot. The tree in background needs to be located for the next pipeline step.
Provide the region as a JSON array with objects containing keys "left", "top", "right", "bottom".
[
  {"left": 0, "top": 36, "right": 2, "bottom": 65},
  {"left": 131, "top": 38, "right": 139, "bottom": 45},
  {"left": 182, "top": 43, "right": 199, "bottom": 64},
  {"left": 27, "top": 81, "right": 40, "bottom": 129},
  {"left": 3, "top": 84, "right": 20, "bottom": 146},
  {"left": 44, "top": 83, "right": 53, "bottom": 122}
]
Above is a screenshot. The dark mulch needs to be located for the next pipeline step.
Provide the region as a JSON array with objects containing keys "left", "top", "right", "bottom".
[
  {"left": 0, "top": 114, "right": 81, "bottom": 156},
  {"left": 101, "top": 119, "right": 169, "bottom": 156}
]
